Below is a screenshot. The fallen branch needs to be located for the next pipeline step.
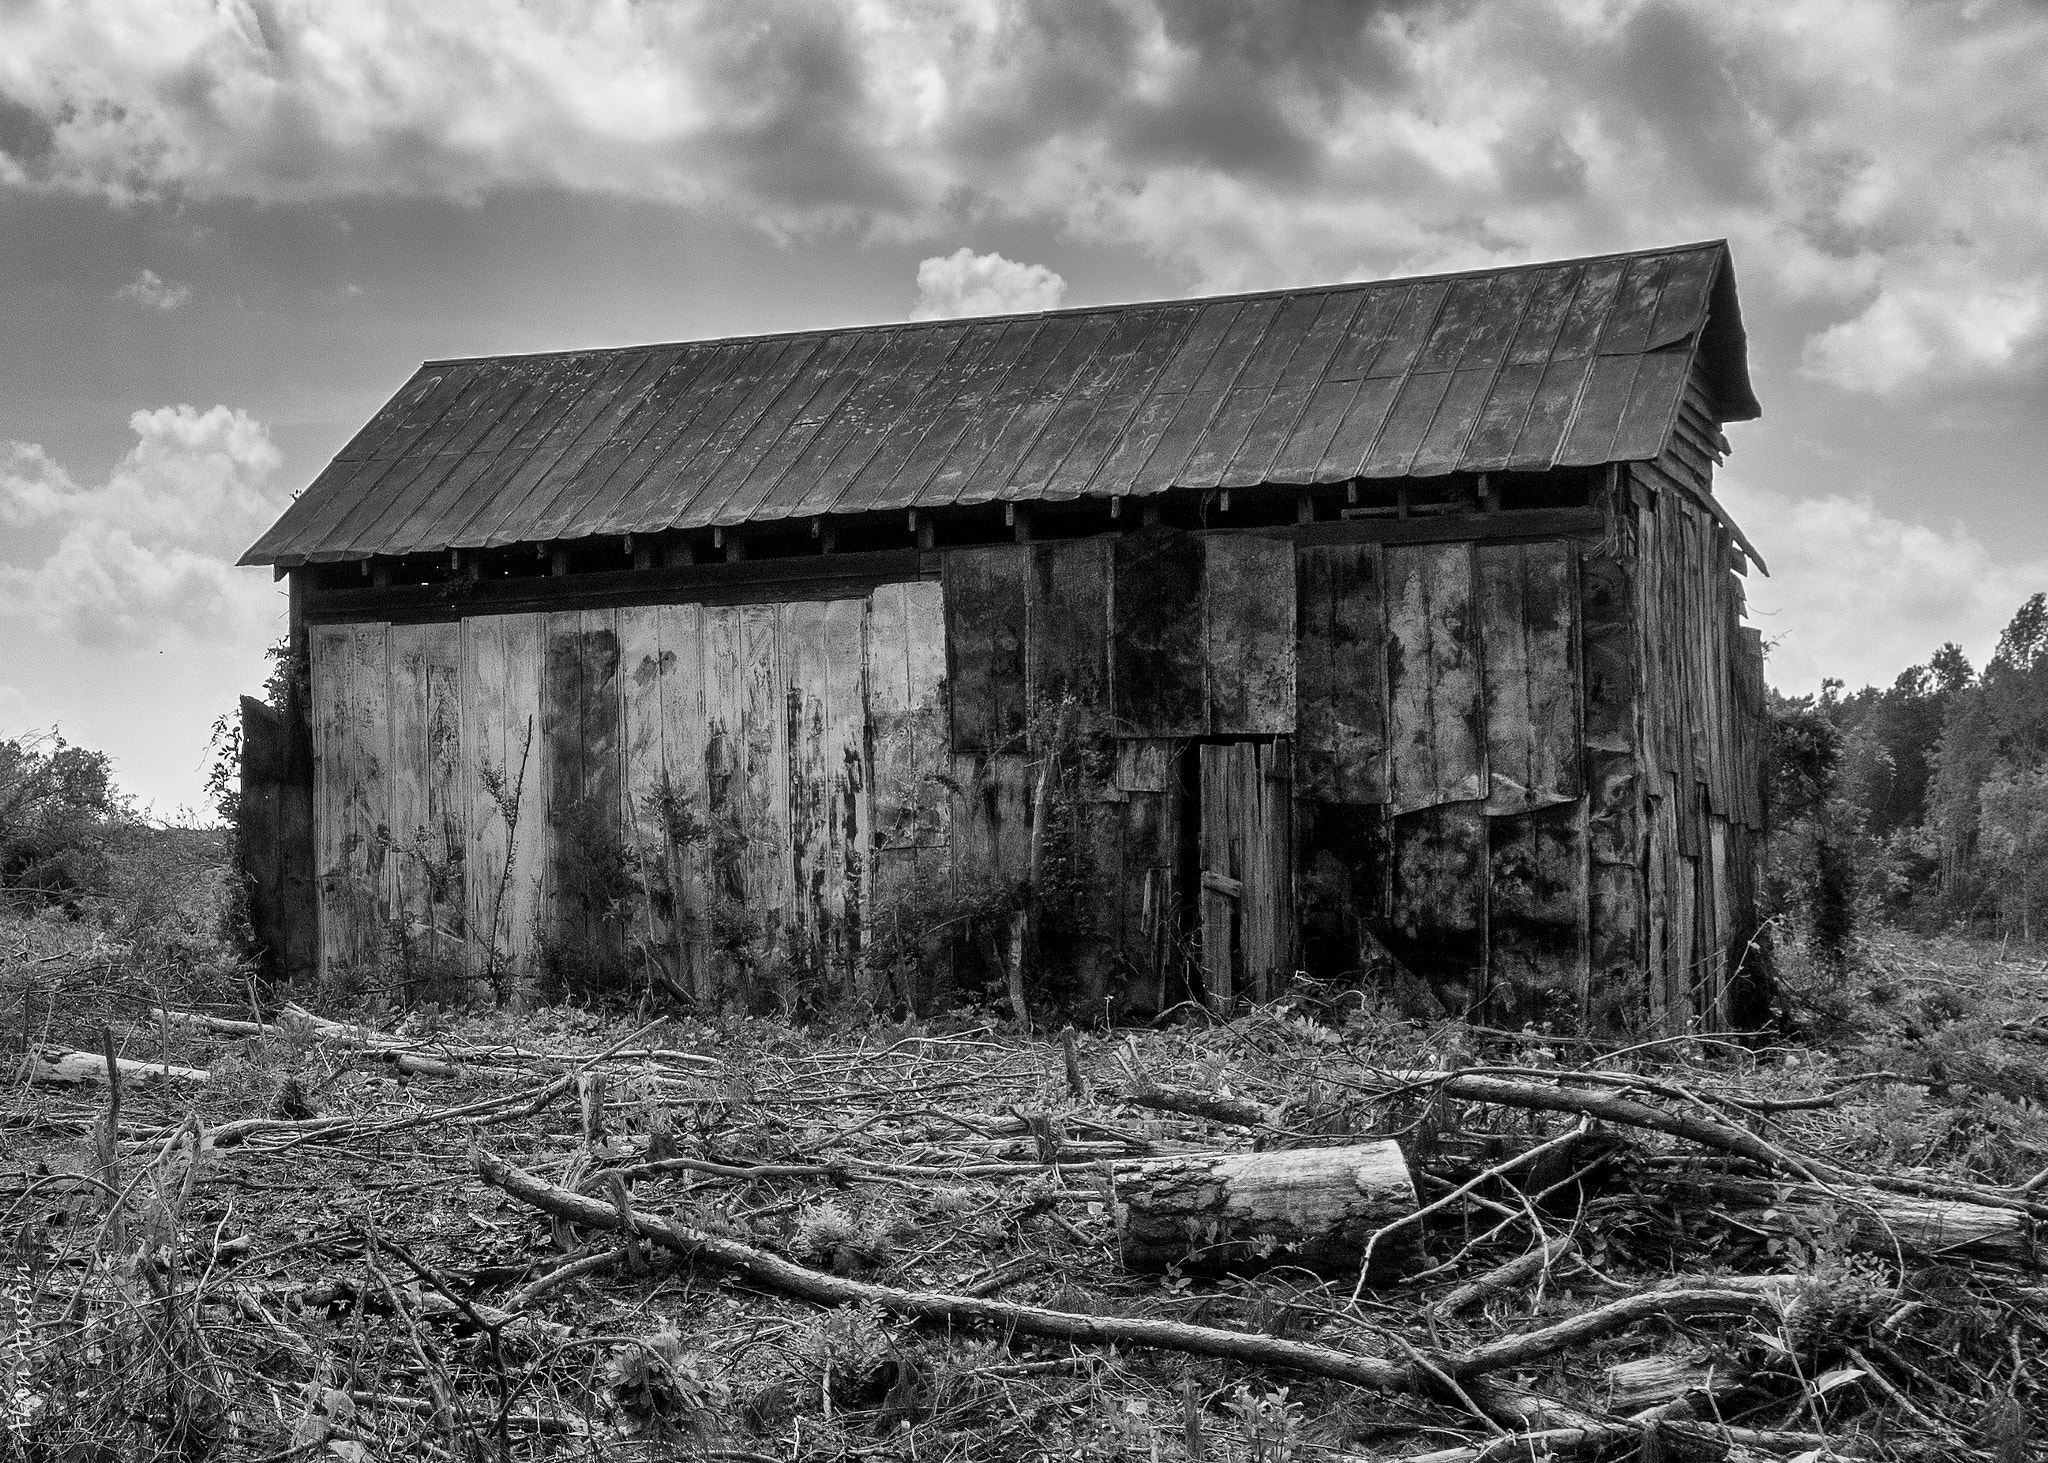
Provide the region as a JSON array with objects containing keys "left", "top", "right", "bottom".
[
  {"left": 28, "top": 1046, "right": 209, "bottom": 1086},
  {"left": 475, "top": 1149, "right": 1784, "bottom": 1399}
]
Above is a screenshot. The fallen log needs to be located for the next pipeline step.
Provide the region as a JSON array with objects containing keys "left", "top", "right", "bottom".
[
  {"left": 1115, "top": 1141, "right": 1418, "bottom": 1275},
  {"left": 1669, "top": 1173, "right": 2035, "bottom": 1268},
  {"left": 28, "top": 1047, "right": 209, "bottom": 1086}
]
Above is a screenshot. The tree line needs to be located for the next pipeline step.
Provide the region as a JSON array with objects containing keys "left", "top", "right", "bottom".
[{"left": 1771, "top": 592, "right": 2048, "bottom": 961}]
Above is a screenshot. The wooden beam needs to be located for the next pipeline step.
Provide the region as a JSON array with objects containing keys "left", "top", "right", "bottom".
[{"left": 303, "top": 548, "right": 933, "bottom": 625}]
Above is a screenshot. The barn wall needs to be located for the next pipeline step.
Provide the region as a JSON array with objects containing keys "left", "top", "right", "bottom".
[
  {"left": 306, "top": 501, "right": 1763, "bottom": 1031},
  {"left": 1626, "top": 366, "right": 1769, "bottom": 1031},
  {"left": 308, "top": 584, "right": 945, "bottom": 1007}
]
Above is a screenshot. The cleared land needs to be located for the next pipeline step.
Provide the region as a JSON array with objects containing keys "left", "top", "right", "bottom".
[{"left": 3, "top": 842, "right": 2044, "bottom": 1460}]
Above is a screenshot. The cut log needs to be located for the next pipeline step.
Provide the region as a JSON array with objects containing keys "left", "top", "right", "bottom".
[
  {"left": 1674, "top": 1174, "right": 2034, "bottom": 1267},
  {"left": 1604, "top": 1353, "right": 1741, "bottom": 1414},
  {"left": 1115, "top": 1141, "right": 1417, "bottom": 1275},
  {"left": 28, "top": 1047, "right": 209, "bottom": 1086}
]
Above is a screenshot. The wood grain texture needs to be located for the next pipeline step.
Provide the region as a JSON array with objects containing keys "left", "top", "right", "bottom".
[
  {"left": 1111, "top": 525, "right": 1207, "bottom": 737},
  {"left": 309, "top": 625, "right": 353, "bottom": 983},
  {"left": 944, "top": 546, "right": 1029, "bottom": 753},
  {"left": 652, "top": 603, "right": 711, "bottom": 999},
  {"left": 866, "top": 580, "right": 951, "bottom": 1006},
  {"left": 1205, "top": 534, "right": 1296, "bottom": 735},
  {"left": 1486, "top": 803, "right": 1587, "bottom": 1027},
  {"left": 782, "top": 597, "right": 870, "bottom": 996},
  {"left": 1388, "top": 801, "right": 1486, "bottom": 1014},
  {"left": 1296, "top": 800, "right": 1390, "bottom": 989},
  {"left": 1477, "top": 542, "right": 1581, "bottom": 814},
  {"left": 1025, "top": 537, "right": 1111, "bottom": 726},
  {"left": 618, "top": 605, "right": 677, "bottom": 993},
  {"left": 1384, "top": 542, "right": 1484, "bottom": 815},
  {"left": 1295, "top": 543, "right": 1388, "bottom": 804}
]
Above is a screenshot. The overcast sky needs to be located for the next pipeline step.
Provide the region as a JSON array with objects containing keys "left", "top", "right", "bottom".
[{"left": 4, "top": 0, "right": 2047, "bottom": 814}]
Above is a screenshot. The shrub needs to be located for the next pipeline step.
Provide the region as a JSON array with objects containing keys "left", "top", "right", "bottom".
[{"left": 0, "top": 732, "right": 129, "bottom": 914}]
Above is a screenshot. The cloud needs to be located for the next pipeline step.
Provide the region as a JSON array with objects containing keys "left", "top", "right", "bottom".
[
  {"left": 114, "top": 267, "right": 191, "bottom": 311},
  {"left": 910, "top": 247, "right": 1066, "bottom": 320},
  {"left": 1719, "top": 476, "right": 2048, "bottom": 694},
  {"left": 0, "top": 405, "right": 286, "bottom": 647},
  {"left": 3, "top": 2, "right": 2048, "bottom": 394}
]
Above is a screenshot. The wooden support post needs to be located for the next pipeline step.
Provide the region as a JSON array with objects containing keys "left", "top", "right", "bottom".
[
  {"left": 549, "top": 547, "right": 571, "bottom": 577},
  {"left": 724, "top": 534, "right": 746, "bottom": 563},
  {"left": 1479, "top": 474, "right": 1497, "bottom": 513},
  {"left": 632, "top": 540, "right": 656, "bottom": 571},
  {"left": 1013, "top": 505, "right": 1033, "bottom": 543},
  {"left": 1297, "top": 492, "right": 1314, "bottom": 524},
  {"left": 1397, "top": 484, "right": 1411, "bottom": 518}
]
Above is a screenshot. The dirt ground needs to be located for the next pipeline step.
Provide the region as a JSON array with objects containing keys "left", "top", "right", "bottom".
[{"left": 4, "top": 855, "right": 2045, "bottom": 1460}]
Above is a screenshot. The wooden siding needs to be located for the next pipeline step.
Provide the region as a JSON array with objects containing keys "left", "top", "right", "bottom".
[{"left": 307, "top": 483, "right": 1762, "bottom": 1032}]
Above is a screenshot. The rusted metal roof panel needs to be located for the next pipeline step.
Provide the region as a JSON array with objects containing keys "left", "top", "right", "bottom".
[{"left": 242, "top": 240, "right": 1761, "bottom": 566}]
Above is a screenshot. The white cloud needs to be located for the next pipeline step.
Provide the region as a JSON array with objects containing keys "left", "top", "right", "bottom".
[
  {"left": 3, "top": 2, "right": 2048, "bottom": 394},
  {"left": 0, "top": 405, "right": 286, "bottom": 647},
  {"left": 1719, "top": 476, "right": 2048, "bottom": 693},
  {"left": 114, "top": 267, "right": 191, "bottom": 311},
  {"left": 909, "top": 247, "right": 1065, "bottom": 321}
]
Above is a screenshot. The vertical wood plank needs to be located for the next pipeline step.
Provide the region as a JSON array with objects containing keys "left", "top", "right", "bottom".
[
  {"left": 1581, "top": 532, "right": 1643, "bottom": 1028},
  {"left": 310, "top": 625, "right": 352, "bottom": 984},
  {"left": 1384, "top": 542, "right": 1484, "bottom": 814},
  {"left": 944, "top": 547, "right": 1029, "bottom": 752},
  {"left": 1206, "top": 535, "right": 1296, "bottom": 735},
  {"left": 782, "top": 597, "right": 869, "bottom": 997},
  {"left": 347, "top": 622, "right": 391, "bottom": 977},
  {"left": 1025, "top": 538, "right": 1112, "bottom": 725},
  {"left": 1199, "top": 743, "right": 1240, "bottom": 1012},
  {"left": 421, "top": 623, "right": 465, "bottom": 962},
  {"left": 499, "top": 612, "right": 548, "bottom": 978},
  {"left": 655, "top": 603, "right": 711, "bottom": 999},
  {"left": 1112, "top": 525, "right": 1207, "bottom": 737},
  {"left": 385, "top": 622, "right": 432, "bottom": 941},
  {"left": 1388, "top": 802, "right": 1487, "bottom": 1014},
  {"left": 1112, "top": 739, "right": 1180, "bottom": 1014},
  {"left": 1297, "top": 543, "right": 1390, "bottom": 805},
  {"left": 618, "top": 605, "right": 675, "bottom": 993},
  {"left": 867, "top": 580, "right": 953, "bottom": 1007},
  {"left": 741, "top": 602, "right": 791, "bottom": 984},
  {"left": 1479, "top": 542, "right": 1581, "bottom": 814},
  {"left": 702, "top": 604, "right": 749, "bottom": 1001},
  {"left": 1486, "top": 803, "right": 1587, "bottom": 1026}
]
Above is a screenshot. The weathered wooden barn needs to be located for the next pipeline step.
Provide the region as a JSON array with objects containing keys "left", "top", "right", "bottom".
[{"left": 239, "top": 239, "right": 1769, "bottom": 1033}]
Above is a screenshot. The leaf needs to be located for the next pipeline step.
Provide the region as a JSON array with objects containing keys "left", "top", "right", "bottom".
[{"left": 1812, "top": 1366, "right": 1867, "bottom": 1396}]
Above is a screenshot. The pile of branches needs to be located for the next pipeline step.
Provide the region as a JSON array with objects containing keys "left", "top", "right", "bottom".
[{"left": 3, "top": 992, "right": 2042, "bottom": 1460}]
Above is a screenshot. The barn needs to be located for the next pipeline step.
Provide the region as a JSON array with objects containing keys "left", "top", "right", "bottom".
[{"left": 237, "top": 239, "right": 1769, "bottom": 1034}]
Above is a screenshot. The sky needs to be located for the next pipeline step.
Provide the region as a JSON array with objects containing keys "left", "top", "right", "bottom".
[{"left": 3, "top": 0, "right": 2047, "bottom": 815}]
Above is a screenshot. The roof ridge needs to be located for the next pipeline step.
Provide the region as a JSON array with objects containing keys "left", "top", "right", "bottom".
[{"left": 417, "top": 240, "right": 1733, "bottom": 370}]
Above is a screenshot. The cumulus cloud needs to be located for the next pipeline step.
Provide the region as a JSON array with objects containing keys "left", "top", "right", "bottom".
[
  {"left": 3, "top": 2, "right": 2047, "bottom": 394},
  {"left": 0, "top": 405, "right": 286, "bottom": 647},
  {"left": 114, "top": 267, "right": 191, "bottom": 311},
  {"left": 910, "top": 248, "right": 1066, "bottom": 320},
  {"left": 1718, "top": 476, "right": 2048, "bottom": 694}
]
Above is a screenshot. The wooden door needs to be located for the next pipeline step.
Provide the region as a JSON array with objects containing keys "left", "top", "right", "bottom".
[{"left": 1198, "top": 741, "right": 1294, "bottom": 1012}]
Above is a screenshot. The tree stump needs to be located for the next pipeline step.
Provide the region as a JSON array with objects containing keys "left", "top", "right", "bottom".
[{"left": 1115, "top": 1141, "right": 1417, "bottom": 1276}]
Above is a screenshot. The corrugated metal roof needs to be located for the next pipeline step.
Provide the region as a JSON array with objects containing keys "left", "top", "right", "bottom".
[{"left": 243, "top": 240, "right": 1758, "bottom": 567}]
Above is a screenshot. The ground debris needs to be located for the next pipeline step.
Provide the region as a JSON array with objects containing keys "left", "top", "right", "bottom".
[{"left": 6, "top": 930, "right": 2046, "bottom": 1460}]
